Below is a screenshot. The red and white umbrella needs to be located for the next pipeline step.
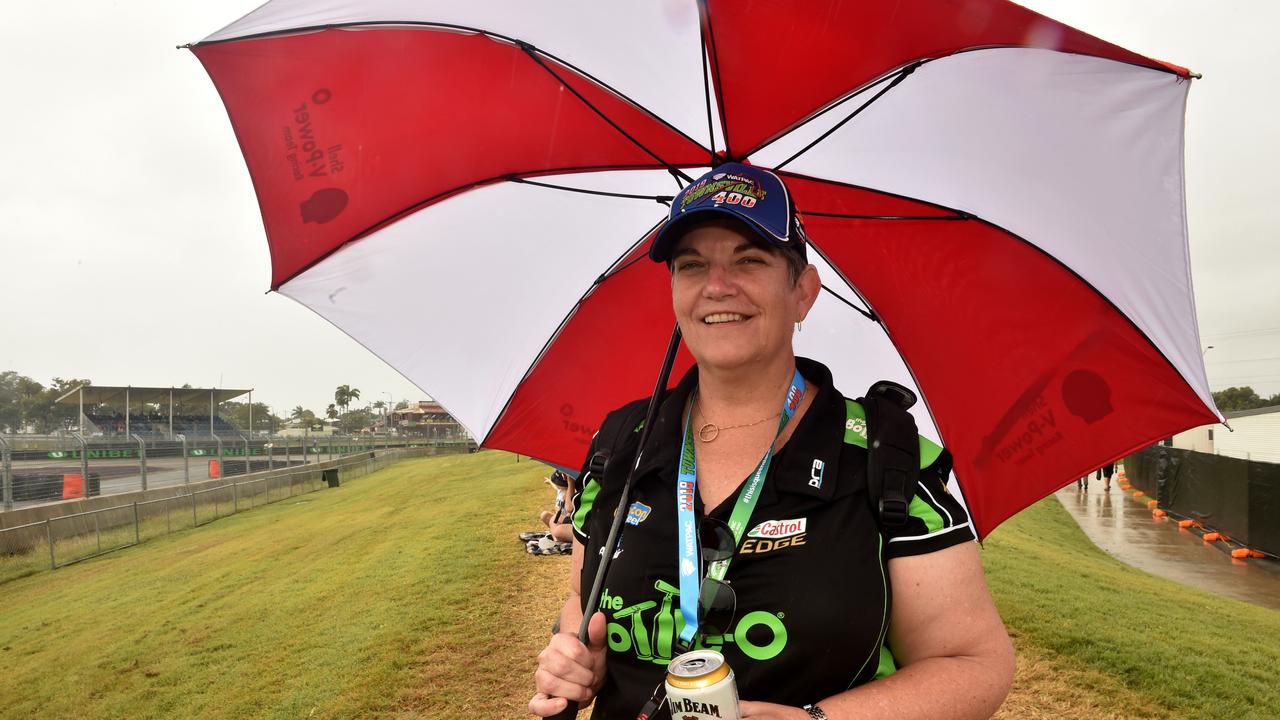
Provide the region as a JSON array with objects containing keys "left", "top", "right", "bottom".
[{"left": 190, "top": 0, "right": 1219, "bottom": 538}]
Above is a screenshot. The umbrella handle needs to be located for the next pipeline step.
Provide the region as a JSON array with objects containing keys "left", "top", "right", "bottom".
[
  {"left": 541, "top": 324, "right": 684, "bottom": 720},
  {"left": 544, "top": 702, "right": 579, "bottom": 720}
]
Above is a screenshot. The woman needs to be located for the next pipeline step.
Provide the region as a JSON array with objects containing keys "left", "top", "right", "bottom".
[{"left": 530, "top": 164, "right": 1014, "bottom": 719}]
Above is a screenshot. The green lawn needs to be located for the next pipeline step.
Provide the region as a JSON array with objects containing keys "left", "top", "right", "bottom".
[
  {"left": 0, "top": 451, "right": 556, "bottom": 719},
  {"left": 983, "top": 498, "right": 1280, "bottom": 718},
  {"left": 1, "top": 450, "right": 1277, "bottom": 719}
]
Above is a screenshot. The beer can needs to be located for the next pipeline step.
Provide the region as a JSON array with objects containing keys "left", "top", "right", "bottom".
[{"left": 664, "top": 649, "right": 740, "bottom": 720}]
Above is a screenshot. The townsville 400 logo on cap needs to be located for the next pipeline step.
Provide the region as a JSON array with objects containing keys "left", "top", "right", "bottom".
[{"left": 678, "top": 171, "right": 768, "bottom": 213}]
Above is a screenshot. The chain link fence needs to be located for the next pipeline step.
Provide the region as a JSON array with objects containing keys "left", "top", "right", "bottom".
[{"left": 0, "top": 446, "right": 445, "bottom": 583}]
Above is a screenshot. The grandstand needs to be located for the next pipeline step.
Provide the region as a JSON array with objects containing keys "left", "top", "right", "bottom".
[{"left": 56, "top": 385, "right": 252, "bottom": 439}]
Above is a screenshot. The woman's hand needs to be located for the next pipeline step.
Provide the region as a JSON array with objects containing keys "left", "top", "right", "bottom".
[
  {"left": 529, "top": 612, "right": 608, "bottom": 716},
  {"left": 739, "top": 700, "right": 810, "bottom": 719}
]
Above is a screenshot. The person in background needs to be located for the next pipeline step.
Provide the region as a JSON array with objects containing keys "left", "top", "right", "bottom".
[{"left": 523, "top": 471, "right": 575, "bottom": 555}]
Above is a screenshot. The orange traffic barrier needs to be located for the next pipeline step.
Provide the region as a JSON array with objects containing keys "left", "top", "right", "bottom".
[
  {"left": 1250, "top": 550, "right": 1268, "bottom": 559},
  {"left": 1152, "top": 509, "right": 1167, "bottom": 518},
  {"left": 208, "top": 459, "right": 221, "bottom": 479},
  {"left": 1178, "top": 519, "right": 1196, "bottom": 529},
  {"left": 1203, "top": 532, "right": 1222, "bottom": 542},
  {"left": 1146, "top": 499, "right": 1159, "bottom": 508},
  {"left": 1133, "top": 491, "right": 1146, "bottom": 498},
  {"left": 1232, "top": 548, "right": 1251, "bottom": 559},
  {"left": 61, "top": 473, "right": 85, "bottom": 499}
]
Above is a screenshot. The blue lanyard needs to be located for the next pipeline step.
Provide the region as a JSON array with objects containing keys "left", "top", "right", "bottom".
[{"left": 676, "top": 368, "right": 806, "bottom": 647}]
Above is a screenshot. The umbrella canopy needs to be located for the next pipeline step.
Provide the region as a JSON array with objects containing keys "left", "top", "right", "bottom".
[{"left": 191, "top": 0, "right": 1219, "bottom": 538}]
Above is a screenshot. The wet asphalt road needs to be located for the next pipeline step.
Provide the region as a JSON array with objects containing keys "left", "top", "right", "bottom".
[{"left": 1056, "top": 477, "right": 1280, "bottom": 612}]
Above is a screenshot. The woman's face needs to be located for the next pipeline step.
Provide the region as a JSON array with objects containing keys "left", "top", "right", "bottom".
[{"left": 670, "top": 220, "right": 819, "bottom": 373}]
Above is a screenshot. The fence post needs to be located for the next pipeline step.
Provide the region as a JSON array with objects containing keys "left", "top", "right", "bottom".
[
  {"left": 1, "top": 434, "right": 12, "bottom": 511},
  {"left": 47, "top": 518, "right": 55, "bottom": 569},
  {"left": 267, "top": 442, "right": 274, "bottom": 472},
  {"left": 133, "top": 502, "right": 140, "bottom": 545},
  {"left": 242, "top": 435, "right": 251, "bottom": 477},
  {"left": 192, "top": 489, "right": 197, "bottom": 527},
  {"left": 177, "top": 434, "right": 189, "bottom": 484},
  {"left": 72, "top": 432, "right": 89, "bottom": 497},
  {"left": 133, "top": 434, "right": 148, "bottom": 492},
  {"left": 233, "top": 482, "right": 239, "bottom": 513},
  {"left": 214, "top": 434, "right": 224, "bottom": 480}
]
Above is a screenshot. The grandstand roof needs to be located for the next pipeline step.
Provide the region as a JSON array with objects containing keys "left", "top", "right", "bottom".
[{"left": 55, "top": 385, "right": 252, "bottom": 405}]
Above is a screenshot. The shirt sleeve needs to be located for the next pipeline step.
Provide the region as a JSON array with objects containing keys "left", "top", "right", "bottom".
[{"left": 882, "top": 449, "right": 976, "bottom": 559}]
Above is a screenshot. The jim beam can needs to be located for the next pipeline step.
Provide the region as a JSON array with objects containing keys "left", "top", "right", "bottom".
[{"left": 665, "top": 649, "right": 740, "bottom": 720}]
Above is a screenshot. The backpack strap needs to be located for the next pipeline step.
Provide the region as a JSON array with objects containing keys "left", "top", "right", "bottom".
[
  {"left": 843, "top": 395, "right": 945, "bottom": 530},
  {"left": 585, "top": 402, "right": 649, "bottom": 481}
]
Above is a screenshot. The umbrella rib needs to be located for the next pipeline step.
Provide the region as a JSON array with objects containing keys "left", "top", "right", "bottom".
[
  {"left": 518, "top": 41, "right": 695, "bottom": 183},
  {"left": 271, "top": 162, "right": 667, "bottom": 290},
  {"left": 773, "top": 61, "right": 923, "bottom": 172},
  {"left": 699, "top": 1, "right": 733, "bottom": 160},
  {"left": 697, "top": 2, "right": 718, "bottom": 164},
  {"left": 742, "top": 65, "right": 900, "bottom": 161},
  {"left": 191, "top": 20, "right": 711, "bottom": 156},
  {"left": 819, "top": 284, "right": 878, "bottom": 322},
  {"left": 507, "top": 177, "right": 674, "bottom": 205},
  {"left": 803, "top": 210, "right": 970, "bottom": 221},
  {"left": 480, "top": 217, "right": 665, "bottom": 449}
]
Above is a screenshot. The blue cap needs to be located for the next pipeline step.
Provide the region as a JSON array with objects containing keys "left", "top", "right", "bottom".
[{"left": 649, "top": 162, "right": 807, "bottom": 263}]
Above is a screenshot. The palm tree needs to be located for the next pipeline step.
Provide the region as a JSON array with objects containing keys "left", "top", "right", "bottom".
[
  {"left": 334, "top": 385, "right": 362, "bottom": 417},
  {"left": 326, "top": 403, "right": 339, "bottom": 420}
]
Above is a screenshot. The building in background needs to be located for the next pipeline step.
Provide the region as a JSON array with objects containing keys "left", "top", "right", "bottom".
[
  {"left": 391, "top": 401, "right": 468, "bottom": 442},
  {"left": 1170, "top": 405, "right": 1280, "bottom": 463}
]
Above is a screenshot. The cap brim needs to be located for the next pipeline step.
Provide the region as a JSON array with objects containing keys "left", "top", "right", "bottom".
[{"left": 649, "top": 206, "right": 789, "bottom": 263}]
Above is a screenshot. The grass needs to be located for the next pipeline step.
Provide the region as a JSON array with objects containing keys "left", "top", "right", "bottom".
[
  {"left": 0, "top": 450, "right": 1276, "bottom": 719},
  {"left": 0, "top": 473, "right": 326, "bottom": 585},
  {"left": 0, "top": 451, "right": 557, "bottom": 719},
  {"left": 984, "top": 499, "right": 1280, "bottom": 719}
]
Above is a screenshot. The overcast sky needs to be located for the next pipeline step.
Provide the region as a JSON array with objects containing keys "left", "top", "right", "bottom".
[{"left": 2, "top": 1, "right": 1277, "bottom": 420}]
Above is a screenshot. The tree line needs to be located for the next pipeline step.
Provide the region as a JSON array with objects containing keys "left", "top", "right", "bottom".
[{"left": 1211, "top": 386, "right": 1280, "bottom": 413}]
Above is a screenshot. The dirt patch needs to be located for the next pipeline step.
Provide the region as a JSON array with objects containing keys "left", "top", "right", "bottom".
[{"left": 995, "top": 642, "right": 1170, "bottom": 720}]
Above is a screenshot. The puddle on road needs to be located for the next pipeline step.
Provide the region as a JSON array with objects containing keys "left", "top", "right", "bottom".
[{"left": 1056, "top": 482, "right": 1280, "bottom": 612}]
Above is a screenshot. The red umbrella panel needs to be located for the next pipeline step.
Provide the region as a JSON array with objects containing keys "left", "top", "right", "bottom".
[{"left": 191, "top": 0, "right": 1218, "bottom": 537}]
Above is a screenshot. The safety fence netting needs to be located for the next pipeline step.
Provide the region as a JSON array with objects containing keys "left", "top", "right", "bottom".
[{"left": 1125, "top": 446, "right": 1280, "bottom": 558}]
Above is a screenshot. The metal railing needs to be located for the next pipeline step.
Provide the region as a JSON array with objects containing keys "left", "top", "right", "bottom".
[
  {"left": 0, "top": 447, "right": 436, "bottom": 582},
  {"left": 0, "top": 433, "right": 464, "bottom": 509}
]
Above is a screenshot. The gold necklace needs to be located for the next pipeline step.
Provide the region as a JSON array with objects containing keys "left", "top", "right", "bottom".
[{"left": 693, "top": 392, "right": 782, "bottom": 442}]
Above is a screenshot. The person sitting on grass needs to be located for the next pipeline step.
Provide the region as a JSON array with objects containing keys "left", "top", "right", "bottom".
[{"left": 522, "top": 471, "right": 575, "bottom": 555}]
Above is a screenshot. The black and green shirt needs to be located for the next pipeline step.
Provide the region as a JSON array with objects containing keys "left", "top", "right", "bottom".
[{"left": 572, "top": 357, "right": 974, "bottom": 719}]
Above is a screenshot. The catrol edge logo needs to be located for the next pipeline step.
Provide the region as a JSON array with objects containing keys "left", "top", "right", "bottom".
[
  {"left": 742, "top": 518, "right": 807, "bottom": 555},
  {"left": 748, "top": 518, "right": 807, "bottom": 539}
]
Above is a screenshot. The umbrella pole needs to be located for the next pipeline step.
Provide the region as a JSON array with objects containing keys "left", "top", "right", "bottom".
[{"left": 547, "top": 323, "right": 682, "bottom": 720}]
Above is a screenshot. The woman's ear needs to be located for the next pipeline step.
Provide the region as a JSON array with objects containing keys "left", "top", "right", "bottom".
[{"left": 795, "top": 263, "right": 821, "bottom": 321}]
